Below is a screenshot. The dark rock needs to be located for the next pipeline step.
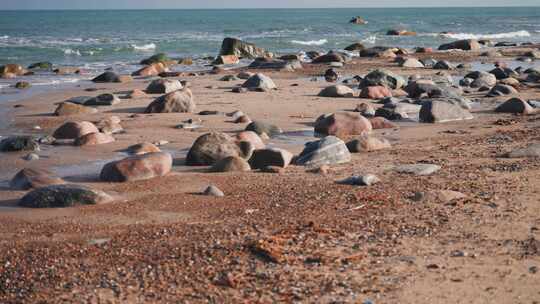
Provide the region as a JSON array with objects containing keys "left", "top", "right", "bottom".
[
  {"left": 241, "top": 73, "right": 277, "bottom": 91},
  {"left": 438, "top": 39, "right": 481, "bottom": 51},
  {"left": 0, "top": 136, "right": 39, "bottom": 152},
  {"left": 186, "top": 132, "right": 252, "bottom": 166},
  {"left": 245, "top": 121, "right": 282, "bottom": 137},
  {"left": 360, "top": 69, "right": 406, "bottom": 90},
  {"left": 219, "top": 37, "right": 273, "bottom": 59},
  {"left": 10, "top": 168, "right": 65, "bottom": 190},
  {"left": 249, "top": 148, "right": 293, "bottom": 169},
  {"left": 146, "top": 79, "right": 183, "bottom": 94},
  {"left": 19, "top": 184, "right": 112, "bottom": 208}
]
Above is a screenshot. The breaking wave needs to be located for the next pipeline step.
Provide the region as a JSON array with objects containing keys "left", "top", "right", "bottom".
[
  {"left": 291, "top": 39, "right": 327, "bottom": 46},
  {"left": 130, "top": 43, "right": 157, "bottom": 51},
  {"left": 439, "top": 30, "right": 531, "bottom": 40}
]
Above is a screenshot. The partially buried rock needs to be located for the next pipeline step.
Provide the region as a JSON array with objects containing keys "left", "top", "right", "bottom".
[
  {"left": 486, "top": 84, "right": 518, "bottom": 97},
  {"left": 347, "top": 136, "right": 391, "bottom": 153},
  {"left": 126, "top": 142, "right": 161, "bottom": 155},
  {"left": 74, "top": 132, "right": 115, "bottom": 146},
  {"left": 314, "top": 112, "right": 372, "bottom": 138},
  {"left": 360, "top": 86, "right": 392, "bottom": 99},
  {"left": 84, "top": 93, "right": 121, "bottom": 106},
  {"left": 505, "top": 143, "right": 540, "bottom": 158},
  {"left": 355, "top": 103, "right": 375, "bottom": 117},
  {"left": 186, "top": 132, "right": 253, "bottom": 166},
  {"left": 146, "top": 79, "right": 183, "bottom": 94},
  {"left": 433, "top": 60, "right": 454, "bottom": 70},
  {"left": 54, "top": 102, "right": 98, "bottom": 116},
  {"left": 92, "top": 71, "right": 128, "bottom": 83},
  {"left": 203, "top": 185, "right": 225, "bottom": 197},
  {"left": 438, "top": 39, "right": 481, "bottom": 51},
  {"left": 400, "top": 58, "right": 424, "bottom": 68},
  {"left": 241, "top": 73, "right": 277, "bottom": 92},
  {"left": 144, "top": 88, "right": 195, "bottom": 113},
  {"left": 53, "top": 121, "right": 99, "bottom": 139},
  {"left": 318, "top": 85, "right": 354, "bottom": 98},
  {"left": 245, "top": 121, "right": 282, "bottom": 138},
  {"left": 312, "top": 52, "right": 344, "bottom": 64},
  {"left": 338, "top": 174, "right": 380, "bottom": 186},
  {"left": 295, "top": 136, "right": 351, "bottom": 168},
  {"left": 97, "top": 116, "right": 123, "bottom": 134},
  {"left": 10, "top": 168, "right": 65, "bottom": 190},
  {"left": 132, "top": 63, "right": 169, "bottom": 77},
  {"left": 15, "top": 81, "right": 31, "bottom": 89},
  {"left": 419, "top": 100, "right": 473, "bottom": 123},
  {"left": 395, "top": 164, "right": 441, "bottom": 176},
  {"left": 0, "top": 136, "right": 39, "bottom": 152},
  {"left": 127, "top": 89, "right": 147, "bottom": 99},
  {"left": 369, "top": 117, "right": 397, "bottom": 129},
  {"left": 211, "top": 156, "right": 251, "bottom": 172},
  {"left": 324, "top": 68, "right": 339, "bottom": 82},
  {"left": 249, "top": 148, "right": 293, "bottom": 169},
  {"left": 495, "top": 98, "right": 538, "bottom": 115},
  {"left": 344, "top": 43, "right": 365, "bottom": 51},
  {"left": 18, "top": 184, "right": 112, "bottom": 208},
  {"left": 100, "top": 152, "right": 173, "bottom": 182}
]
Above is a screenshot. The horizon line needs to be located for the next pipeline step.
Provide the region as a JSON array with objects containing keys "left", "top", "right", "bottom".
[{"left": 1, "top": 5, "right": 539, "bottom": 11}]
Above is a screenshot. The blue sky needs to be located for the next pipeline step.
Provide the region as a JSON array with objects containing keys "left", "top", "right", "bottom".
[{"left": 1, "top": 0, "right": 539, "bottom": 9}]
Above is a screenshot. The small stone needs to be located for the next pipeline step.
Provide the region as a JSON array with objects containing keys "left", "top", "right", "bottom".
[
  {"left": 203, "top": 185, "right": 224, "bottom": 197},
  {"left": 338, "top": 174, "right": 380, "bottom": 186},
  {"left": 395, "top": 164, "right": 441, "bottom": 176}
]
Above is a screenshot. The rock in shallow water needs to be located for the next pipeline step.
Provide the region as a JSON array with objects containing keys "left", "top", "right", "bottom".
[
  {"left": 18, "top": 184, "right": 112, "bottom": 208},
  {"left": 0, "top": 136, "right": 39, "bottom": 152},
  {"left": 10, "top": 168, "right": 65, "bottom": 190},
  {"left": 100, "top": 152, "right": 172, "bottom": 182},
  {"left": 295, "top": 136, "right": 351, "bottom": 168}
]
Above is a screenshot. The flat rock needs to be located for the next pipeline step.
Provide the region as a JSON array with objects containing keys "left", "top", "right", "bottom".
[
  {"left": 506, "top": 143, "right": 540, "bottom": 158},
  {"left": 126, "top": 142, "right": 161, "bottom": 155},
  {"left": 18, "top": 184, "right": 112, "bottom": 208},
  {"left": 84, "top": 93, "right": 121, "bottom": 106},
  {"left": 346, "top": 136, "right": 391, "bottom": 153},
  {"left": 318, "top": 85, "right": 354, "bottom": 98},
  {"left": 395, "top": 164, "right": 441, "bottom": 176},
  {"left": 245, "top": 121, "right": 282, "bottom": 138},
  {"left": 74, "top": 132, "right": 115, "bottom": 146},
  {"left": 54, "top": 102, "right": 98, "bottom": 116},
  {"left": 10, "top": 168, "right": 65, "bottom": 190}
]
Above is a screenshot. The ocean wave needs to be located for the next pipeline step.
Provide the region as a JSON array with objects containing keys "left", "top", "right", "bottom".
[
  {"left": 439, "top": 30, "right": 531, "bottom": 40},
  {"left": 131, "top": 43, "right": 157, "bottom": 51},
  {"left": 291, "top": 39, "right": 327, "bottom": 46},
  {"left": 0, "top": 35, "right": 8, "bottom": 39},
  {"left": 63, "top": 48, "right": 82, "bottom": 56},
  {"left": 361, "top": 35, "right": 377, "bottom": 44}
]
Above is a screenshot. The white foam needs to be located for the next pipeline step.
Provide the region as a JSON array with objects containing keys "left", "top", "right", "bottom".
[
  {"left": 362, "top": 35, "right": 377, "bottom": 44},
  {"left": 131, "top": 43, "right": 157, "bottom": 51},
  {"left": 440, "top": 30, "right": 531, "bottom": 40},
  {"left": 63, "top": 48, "right": 82, "bottom": 56},
  {"left": 291, "top": 39, "right": 327, "bottom": 46}
]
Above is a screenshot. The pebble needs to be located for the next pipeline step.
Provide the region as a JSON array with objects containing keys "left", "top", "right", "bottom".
[
  {"left": 23, "top": 153, "right": 39, "bottom": 161},
  {"left": 153, "top": 140, "right": 169, "bottom": 146},
  {"left": 203, "top": 185, "right": 225, "bottom": 197},
  {"left": 338, "top": 174, "right": 380, "bottom": 186}
]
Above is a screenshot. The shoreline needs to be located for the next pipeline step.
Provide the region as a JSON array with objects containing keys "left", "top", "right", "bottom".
[{"left": 1, "top": 37, "right": 540, "bottom": 302}]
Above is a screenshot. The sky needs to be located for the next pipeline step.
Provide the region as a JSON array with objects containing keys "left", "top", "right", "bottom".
[{"left": 1, "top": 0, "right": 539, "bottom": 10}]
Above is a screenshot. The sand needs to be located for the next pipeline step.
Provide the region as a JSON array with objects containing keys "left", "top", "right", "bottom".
[{"left": 1, "top": 46, "right": 540, "bottom": 303}]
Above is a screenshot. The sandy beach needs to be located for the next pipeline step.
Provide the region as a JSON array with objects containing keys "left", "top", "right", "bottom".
[{"left": 1, "top": 35, "right": 540, "bottom": 303}]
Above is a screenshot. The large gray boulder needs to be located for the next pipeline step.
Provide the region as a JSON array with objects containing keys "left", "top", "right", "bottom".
[
  {"left": 295, "top": 136, "right": 351, "bottom": 168},
  {"left": 144, "top": 89, "right": 195, "bottom": 113},
  {"left": 219, "top": 37, "right": 273, "bottom": 59},
  {"left": 18, "top": 184, "right": 112, "bottom": 208},
  {"left": 419, "top": 100, "right": 474, "bottom": 123}
]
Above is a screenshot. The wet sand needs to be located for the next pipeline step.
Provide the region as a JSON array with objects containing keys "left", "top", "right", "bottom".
[{"left": 1, "top": 46, "right": 540, "bottom": 303}]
